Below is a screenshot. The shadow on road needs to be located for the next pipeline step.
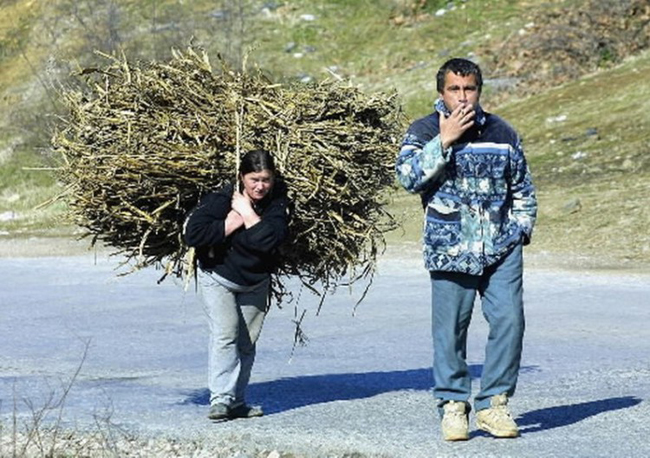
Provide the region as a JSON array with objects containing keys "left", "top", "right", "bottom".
[
  {"left": 515, "top": 396, "right": 643, "bottom": 434},
  {"left": 182, "top": 365, "right": 539, "bottom": 414}
]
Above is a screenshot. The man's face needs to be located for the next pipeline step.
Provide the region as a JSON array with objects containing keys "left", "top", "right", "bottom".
[{"left": 439, "top": 71, "right": 480, "bottom": 113}]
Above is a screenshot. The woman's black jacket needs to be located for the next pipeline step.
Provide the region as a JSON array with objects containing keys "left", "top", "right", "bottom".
[{"left": 183, "top": 181, "right": 290, "bottom": 286}]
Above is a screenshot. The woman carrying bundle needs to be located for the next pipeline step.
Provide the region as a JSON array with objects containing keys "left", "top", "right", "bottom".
[{"left": 184, "top": 149, "right": 290, "bottom": 421}]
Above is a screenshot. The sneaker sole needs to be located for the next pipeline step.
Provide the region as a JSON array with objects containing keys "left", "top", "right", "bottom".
[
  {"left": 443, "top": 432, "right": 469, "bottom": 441},
  {"left": 476, "top": 421, "right": 518, "bottom": 438}
]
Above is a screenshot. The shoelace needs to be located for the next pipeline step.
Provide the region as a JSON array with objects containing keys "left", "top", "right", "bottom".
[{"left": 485, "top": 405, "right": 512, "bottom": 420}]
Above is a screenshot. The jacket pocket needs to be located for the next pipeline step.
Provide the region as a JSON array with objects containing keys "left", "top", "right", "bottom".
[
  {"left": 424, "top": 198, "right": 461, "bottom": 249},
  {"left": 426, "top": 198, "right": 461, "bottom": 223}
]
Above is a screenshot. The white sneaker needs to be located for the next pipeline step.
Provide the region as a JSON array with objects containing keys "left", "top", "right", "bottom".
[
  {"left": 476, "top": 394, "right": 519, "bottom": 438},
  {"left": 441, "top": 400, "right": 469, "bottom": 441}
]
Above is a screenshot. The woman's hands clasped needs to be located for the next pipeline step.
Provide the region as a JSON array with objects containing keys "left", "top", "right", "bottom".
[{"left": 228, "top": 190, "right": 261, "bottom": 231}]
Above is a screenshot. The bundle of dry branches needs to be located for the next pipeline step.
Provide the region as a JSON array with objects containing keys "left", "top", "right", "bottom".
[{"left": 52, "top": 48, "right": 405, "bottom": 302}]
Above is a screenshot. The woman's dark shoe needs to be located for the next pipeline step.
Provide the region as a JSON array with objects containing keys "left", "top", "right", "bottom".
[
  {"left": 208, "top": 403, "right": 263, "bottom": 421},
  {"left": 228, "top": 404, "right": 264, "bottom": 419},
  {"left": 207, "top": 403, "right": 230, "bottom": 420}
]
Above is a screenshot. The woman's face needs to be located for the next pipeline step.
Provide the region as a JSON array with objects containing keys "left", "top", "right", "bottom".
[{"left": 241, "top": 169, "right": 274, "bottom": 202}]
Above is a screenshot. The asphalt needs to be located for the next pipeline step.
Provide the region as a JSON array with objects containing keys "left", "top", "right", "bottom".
[{"left": 1, "top": 248, "right": 649, "bottom": 457}]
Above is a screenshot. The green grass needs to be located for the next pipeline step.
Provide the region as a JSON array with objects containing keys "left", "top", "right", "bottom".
[
  {"left": 0, "top": 148, "right": 67, "bottom": 233},
  {"left": 385, "top": 51, "right": 650, "bottom": 265},
  {"left": 1, "top": 0, "right": 649, "bottom": 266},
  {"left": 500, "top": 52, "right": 650, "bottom": 184},
  {"left": 491, "top": 51, "right": 650, "bottom": 264},
  {"left": 250, "top": 0, "right": 525, "bottom": 115}
]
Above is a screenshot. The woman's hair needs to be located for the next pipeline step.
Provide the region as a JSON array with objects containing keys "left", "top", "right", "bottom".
[{"left": 239, "top": 149, "right": 276, "bottom": 176}]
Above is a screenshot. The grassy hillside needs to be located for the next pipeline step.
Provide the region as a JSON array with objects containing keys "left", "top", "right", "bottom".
[
  {"left": 390, "top": 49, "right": 650, "bottom": 268},
  {"left": 1, "top": 0, "right": 648, "bottom": 267}
]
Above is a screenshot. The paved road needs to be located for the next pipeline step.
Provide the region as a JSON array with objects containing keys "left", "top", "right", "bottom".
[{"left": 1, "top": 250, "right": 648, "bottom": 457}]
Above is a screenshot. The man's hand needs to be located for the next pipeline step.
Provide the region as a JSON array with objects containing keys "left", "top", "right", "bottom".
[{"left": 439, "top": 103, "right": 475, "bottom": 149}]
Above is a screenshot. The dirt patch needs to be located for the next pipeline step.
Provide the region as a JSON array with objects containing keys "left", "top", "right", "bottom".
[
  {"left": 481, "top": 0, "right": 650, "bottom": 100},
  {"left": 0, "top": 235, "right": 107, "bottom": 258}
]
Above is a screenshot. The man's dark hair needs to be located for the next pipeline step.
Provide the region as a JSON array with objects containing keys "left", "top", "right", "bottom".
[
  {"left": 436, "top": 58, "right": 483, "bottom": 93},
  {"left": 239, "top": 149, "right": 276, "bottom": 176}
]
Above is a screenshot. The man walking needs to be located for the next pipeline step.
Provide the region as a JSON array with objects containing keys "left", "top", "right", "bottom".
[{"left": 395, "top": 58, "right": 537, "bottom": 441}]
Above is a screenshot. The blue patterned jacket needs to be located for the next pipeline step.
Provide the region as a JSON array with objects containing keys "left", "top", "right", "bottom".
[{"left": 395, "top": 101, "right": 537, "bottom": 275}]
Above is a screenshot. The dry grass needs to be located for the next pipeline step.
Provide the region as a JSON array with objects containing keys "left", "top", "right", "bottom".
[{"left": 51, "top": 48, "right": 405, "bottom": 300}]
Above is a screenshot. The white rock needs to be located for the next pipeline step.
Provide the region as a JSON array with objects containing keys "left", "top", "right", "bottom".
[
  {"left": 0, "top": 211, "right": 16, "bottom": 221},
  {"left": 546, "top": 114, "right": 568, "bottom": 123}
]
